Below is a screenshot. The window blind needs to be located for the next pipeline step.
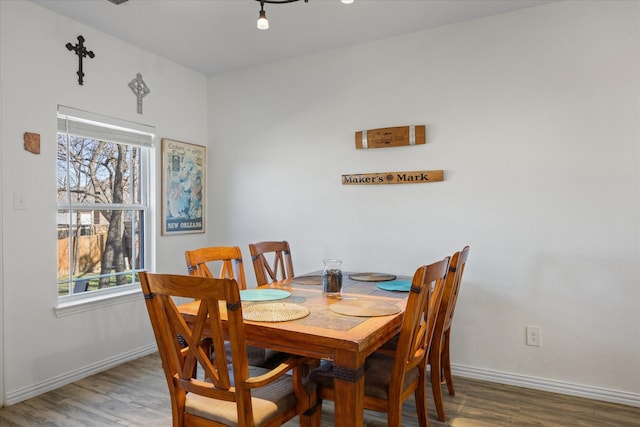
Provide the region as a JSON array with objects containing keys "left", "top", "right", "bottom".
[{"left": 57, "top": 105, "right": 155, "bottom": 146}]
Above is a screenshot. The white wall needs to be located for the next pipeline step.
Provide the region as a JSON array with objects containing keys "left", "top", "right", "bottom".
[
  {"left": 208, "top": 1, "right": 640, "bottom": 405},
  {"left": 0, "top": 1, "right": 208, "bottom": 404},
  {"left": 1, "top": 0, "right": 638, "bottom": 409}
]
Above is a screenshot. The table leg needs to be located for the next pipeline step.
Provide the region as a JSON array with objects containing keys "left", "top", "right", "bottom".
[{"left": 332, "top": 352, "right": 365, "bottom": 427}]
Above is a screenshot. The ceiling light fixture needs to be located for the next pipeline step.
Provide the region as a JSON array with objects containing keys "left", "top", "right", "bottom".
[{"left": 256, "top": 0, "right": 353, "bottom": 30}]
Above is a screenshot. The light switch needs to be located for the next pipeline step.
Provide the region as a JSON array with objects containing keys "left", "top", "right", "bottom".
[{"left": 14, "top": 192, "right": 27, "bottom": 210}]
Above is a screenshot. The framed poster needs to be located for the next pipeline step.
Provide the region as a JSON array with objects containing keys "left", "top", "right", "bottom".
[{"left": 161, "top": 138, "right": 205, "bottom": 235}]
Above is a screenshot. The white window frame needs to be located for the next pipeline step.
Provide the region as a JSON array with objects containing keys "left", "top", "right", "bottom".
[{"left": 54, "top": 106, "right": 155, "bottom": 316}]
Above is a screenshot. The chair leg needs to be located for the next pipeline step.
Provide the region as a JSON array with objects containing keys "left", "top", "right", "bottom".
[
  {"left": 299, "top": 400, "right": 322, "bottom": 427},
  {"left": 387, "top": 405, "right": 404, "bottom": 427},
  {"left": 415, "top": 369, "right": 429, "bottom": 427},
  {"left": 430, "top": 341, "right": 446, "bottom": 422},
  {"left": 442, "top": 329, "right": 455, "bottom": 396}
]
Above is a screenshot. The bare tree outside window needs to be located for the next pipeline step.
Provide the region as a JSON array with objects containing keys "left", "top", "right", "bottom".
[{"left": 57, "top": 112, "right": 150, "bottom": 297}]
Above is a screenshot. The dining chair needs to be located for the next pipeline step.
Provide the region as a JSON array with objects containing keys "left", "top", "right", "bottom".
[
  {"left": 310, "top": 257, "right": 450, "bottom": 427},
  {"left": 429, "top": 246, "right": 470, "bottom": 421},
  {"left": 185, "top": 246, "right": 289, "bottom": 369},
  {"left": 139, "top": 272, "right": 320, "bottom": 427},
  {"left": 185, "top": 246, "right": 247, "bottom": 288},
  {"left": 248, "top": 241, "right": 295, "bottom": 286}
]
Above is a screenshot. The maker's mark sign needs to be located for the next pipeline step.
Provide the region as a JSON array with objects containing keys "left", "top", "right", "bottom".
[{"left": 342, "top": 170, "right": 444, "bottom": 185}]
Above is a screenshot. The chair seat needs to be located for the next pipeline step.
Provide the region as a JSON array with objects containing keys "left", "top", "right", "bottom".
[
  {"left": 379, "top": 334, "right": 399, "bottom": 351},
  {"left": 310, "top": 353, "right": 419, "bottom": 400},
  {"left": 224, "top": 343, "right": 291, "bottom": 369},
  {"left": 186, "top": 365, "right": 315, "bottom": 426}
]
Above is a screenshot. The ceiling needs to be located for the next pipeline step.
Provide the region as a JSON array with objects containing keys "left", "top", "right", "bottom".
[{"left": 31, "top": 0, "right": 554, "bottom": 75}]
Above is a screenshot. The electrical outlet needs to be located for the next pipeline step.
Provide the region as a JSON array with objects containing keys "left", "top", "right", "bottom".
[{"left": 526, "top": 326, "right": 542, "bottom": 346}]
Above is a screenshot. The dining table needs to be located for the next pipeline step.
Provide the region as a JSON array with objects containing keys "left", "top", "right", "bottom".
[{"left": 178, "top": 271, "right": 412, "bottom": 427}]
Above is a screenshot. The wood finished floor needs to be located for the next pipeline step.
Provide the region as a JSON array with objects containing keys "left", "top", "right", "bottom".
[{"left": 0, "top": 353, "right": 638, "bottom": 426}]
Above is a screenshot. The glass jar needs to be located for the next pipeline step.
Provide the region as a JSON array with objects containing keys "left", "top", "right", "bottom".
[{"left": 322, "top": 259, "right": 343, "bottom": 296}]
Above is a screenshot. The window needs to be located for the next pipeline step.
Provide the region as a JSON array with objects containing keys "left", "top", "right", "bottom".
[{"left": 57, "top": 106, "right": 154, "bottom": 300}]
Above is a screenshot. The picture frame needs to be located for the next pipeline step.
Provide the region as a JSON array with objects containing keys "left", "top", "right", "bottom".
[{"left": 161, "top": 138, "right": 205, "bottom": 235}]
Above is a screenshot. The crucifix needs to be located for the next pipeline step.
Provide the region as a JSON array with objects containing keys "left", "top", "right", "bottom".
[
  {"left": 65, "top": 35, "right": 95, "bottom": 85},
  {"left": 128, "top": 73, "right": 151, "bottom": 114}
]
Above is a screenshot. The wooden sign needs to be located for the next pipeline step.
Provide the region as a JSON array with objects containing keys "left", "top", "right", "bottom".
[
  {"left": 355, "top": 125, "right": 425, "bottom": 149},
  {"left": 342, "top": 170, "right": 443, "bottom": 185},
  {"left": 24, "top": 132, "right": 40, "bottom": 154}
]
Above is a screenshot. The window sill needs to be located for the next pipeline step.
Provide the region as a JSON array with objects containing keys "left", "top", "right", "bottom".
[{"left": 54, "top": 286, "right": 142, "bottom": 317}]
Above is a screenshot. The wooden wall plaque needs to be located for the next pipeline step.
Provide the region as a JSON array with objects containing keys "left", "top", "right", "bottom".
[
  {"left": 355, "top": 125, "right": 425, "bottom": 149},
  {"left": 342, "top": 170, "right": 443, "bottom": 185},
  {"left": 24, "top": 132, "right": 41, "bottom": 154}
]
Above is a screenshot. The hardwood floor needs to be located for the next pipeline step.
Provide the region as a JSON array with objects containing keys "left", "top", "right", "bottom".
[{"left": 0, "top": 353, "right": 637, "bottom": 426}]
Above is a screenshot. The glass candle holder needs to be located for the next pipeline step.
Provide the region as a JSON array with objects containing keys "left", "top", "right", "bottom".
[{"left": 322, "top": 258, "right": 343, "bottom": 296}]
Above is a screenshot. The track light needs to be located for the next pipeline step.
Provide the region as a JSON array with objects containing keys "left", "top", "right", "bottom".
[
  {"left": 257, "top": 6, "right": 269, "bottom": 30},
  {"left": 255, "top": 0, "right": 353, "bottom": 30}
]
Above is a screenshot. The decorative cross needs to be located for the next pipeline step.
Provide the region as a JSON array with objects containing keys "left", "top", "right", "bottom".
[
  {"left": 128, "top": 73, "right": 151, "bottom": 114},
  {"left": 65, "top": 35, "right": 95, "bottom": 85}
]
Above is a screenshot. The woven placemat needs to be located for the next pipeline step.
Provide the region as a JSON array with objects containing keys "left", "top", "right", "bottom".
[
  {"left": 329, "top": 299, "right": 401, "bottom": 317},
  {"left": 243, "top": 302, "right": 310, "bottom": 322},
  {"left": 348, "top": 272, "right": 397, "bottom": 282},
  {"left": 291, "top": 275, "right": 323, "bottom": 285}
]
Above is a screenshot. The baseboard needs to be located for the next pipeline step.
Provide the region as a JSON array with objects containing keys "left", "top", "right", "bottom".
[
  {"left": 5, "top": 343, "right": 158, "bottom": 406},
  {"left": 451, "top": 363, "right": 640, "bottom": 408},
  {"left": 7, "top": 349, "right": 639, "bottom": 409}
]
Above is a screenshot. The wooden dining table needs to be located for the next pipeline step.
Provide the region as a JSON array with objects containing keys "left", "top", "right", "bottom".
[{"left": 178, "top": 272, "right": 411, "bottom": 427}]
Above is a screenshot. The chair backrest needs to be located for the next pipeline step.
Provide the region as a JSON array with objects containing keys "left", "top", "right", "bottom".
[
  {"left": 426, "top": 257, "right": 449, "bottom": 351},
  {"left": 139, "top": 272, "right": 255, "bottom": 425},
  {"left": 390, "top": 257, "right": 449, "bottom": 390},
  {"left": 440, "top": 246, "right": 470, "bottom": 332},
  {"left": 185, "top": 246, "right": 247, "bottom": 289},
  {"left": 248, "top": 241, "right": 295, "bottom": 286}
]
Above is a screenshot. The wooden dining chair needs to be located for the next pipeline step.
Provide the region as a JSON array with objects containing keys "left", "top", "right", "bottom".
[
  {"left": 310, "top": 257, "right": 450, "bottom": 427},
  {"left": 429, "top": 246, "right": 470, "bottom": 421},
  {"left": 185, "top": 246, "right": 289, "bottom": 369},
  {"left": 139, "top": 272, "right": 320, "bottom": 427},
  {"left": 248, "top": 241, "right": 295, "bottom": 286},
  {"left": 185, "top": 246, "right": 247, "bottom": 288}
]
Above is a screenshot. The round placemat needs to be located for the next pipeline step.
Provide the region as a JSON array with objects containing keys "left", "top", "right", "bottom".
[
  {"left": 240, "top": 289, "right": 291, "bottom": 301},
  {"left": 329, "top": 299, "right": 401, "bottom": 317},
  {"left": 376, "top": 280, "right": 412, "bottom": 292},
  {"left": 291, "top": 275, "right": 323, "bottom": 285},
  {"left": 348, "top": 272, "right": 397, "bottom": 282},
  {"left": 243, "top": 302, "right": 310, "bottom": 322}
]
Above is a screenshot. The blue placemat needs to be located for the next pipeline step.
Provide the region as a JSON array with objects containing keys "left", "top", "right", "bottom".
[
  {"left": 376, "top": 280, "right": 412, "bottom": 292},
  {"left": 240, "top": 289, "right": 291, "bottom": 301}
]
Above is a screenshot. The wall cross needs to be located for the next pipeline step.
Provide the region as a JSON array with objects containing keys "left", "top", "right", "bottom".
[
  {"left": 128, "top": 73, "right": 150, "bottom": 114},
  {"left": 65, "top": 35, "right": 95, "bottom": 85}
]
